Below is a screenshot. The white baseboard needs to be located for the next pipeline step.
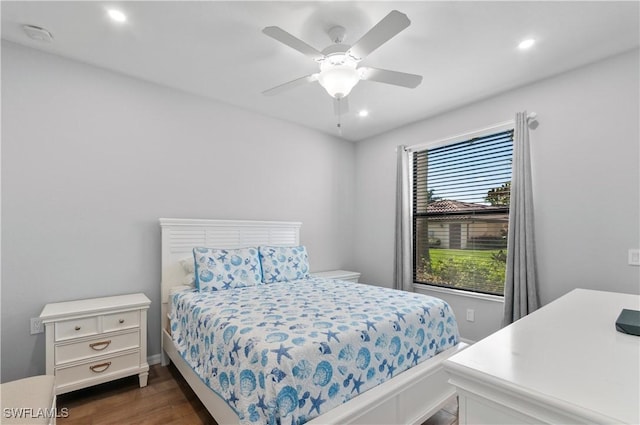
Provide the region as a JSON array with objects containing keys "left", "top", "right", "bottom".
[{"left": 147, "top": 353, "right": 162, "bottom": 365}]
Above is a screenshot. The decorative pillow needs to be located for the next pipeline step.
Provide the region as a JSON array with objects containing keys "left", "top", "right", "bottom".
[
  {"left": 193, "top": 247, "right": 262, "bottom": 291},
  {"left": 259, "top": 245, "right": 310, "bottom": 283}
]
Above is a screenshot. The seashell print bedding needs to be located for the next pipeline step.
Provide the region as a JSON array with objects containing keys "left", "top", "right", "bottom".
[{"left": 170, "top": 277, "right": 460, "bottom": 424}]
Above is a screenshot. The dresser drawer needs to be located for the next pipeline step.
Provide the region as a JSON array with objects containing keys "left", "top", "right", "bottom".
[
  {"left": 55, "top": 316, "right": 99, "bottom": 341},
  {"left": 103, "top": 310, "right": 140, "bottom": 333},
  {"left": 55, "top": 330, "right": 140, "bottom": 365},
  {"left": 55, "top": 351, "right": 140, "bottom": 389}
]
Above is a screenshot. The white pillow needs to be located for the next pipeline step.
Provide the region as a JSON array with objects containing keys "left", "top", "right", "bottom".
[
  {"left": 169, "top": 285, "right": 194, "bottom": 296},
  {"left": 180, "top": 273, "right": 195, "bottom": 287},
  {"left": 179, "top": 256, "right": 195, "bottom": 274}
]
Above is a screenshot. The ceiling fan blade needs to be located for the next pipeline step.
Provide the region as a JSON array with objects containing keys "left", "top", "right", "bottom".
[
  {"left": 360, "top": 67, "right": 422, "bottom": 88},
  {"left": 348, "top": 10, "right": 411, "bottom": 60},
  {"left": 263, "top": 26, "right": 325, "bottom": 61},
  {"left": 262, "top": 74, "right": 317, "bottom": 96},
  {"left": 333, "top": 96, "right": 349, "bottom": 115}
]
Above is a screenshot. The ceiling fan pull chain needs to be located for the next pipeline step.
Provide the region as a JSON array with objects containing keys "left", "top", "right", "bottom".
[{"left": 336, "top": 98, "right": 343, "bottom": 136}]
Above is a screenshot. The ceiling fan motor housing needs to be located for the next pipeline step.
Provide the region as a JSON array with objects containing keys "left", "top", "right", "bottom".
[{"left": 321, "top": 43, "right": 353, "bottom": 58}]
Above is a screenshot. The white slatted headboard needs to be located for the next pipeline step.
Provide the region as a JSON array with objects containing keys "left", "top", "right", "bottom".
[{"left": 159, "top": 218, "right": 301, "bottom": 331}]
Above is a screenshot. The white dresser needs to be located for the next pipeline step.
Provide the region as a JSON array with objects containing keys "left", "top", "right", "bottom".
[
  {"left": 445, "top": 289, "right": 640, "bottom": 424},
  {"left": 312, "top": 270, "right": 361, "bottom": 282},
  {"left": 40, "top": 293, "right": 151, "bottom": 395}
]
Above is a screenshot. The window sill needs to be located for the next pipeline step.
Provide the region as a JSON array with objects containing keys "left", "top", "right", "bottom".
[{"left": 413, "top": 283, "right": 505, "bottom": 303}]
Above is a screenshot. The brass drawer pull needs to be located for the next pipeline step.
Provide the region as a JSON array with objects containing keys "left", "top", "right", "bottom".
[
  {"left": 118, "top": 319, "right": 125, "bottom": 324},
  {"left": 75, "top": 326, "right": 81, "bottom": 331},
  {"left": 89, "top": 362, "right": 111, "bottom": 373},
  {"left": 89, "top": 340, "right": 111, "bottom": 351}
]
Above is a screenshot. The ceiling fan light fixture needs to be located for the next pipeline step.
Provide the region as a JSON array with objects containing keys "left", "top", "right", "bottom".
[
  {"left": 317, "top": 55, "right": 361, "bottom": 98},
  {"left": 262, "top": 10, "right": 422, "bottom": 102}
]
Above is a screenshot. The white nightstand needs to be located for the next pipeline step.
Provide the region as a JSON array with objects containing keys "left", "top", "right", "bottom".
[
  {"left": 40, "top": 293, "right": 151, "bottom": 395},
  {"left": 312, "top": 270, "right": 361, "bottom": 282}
]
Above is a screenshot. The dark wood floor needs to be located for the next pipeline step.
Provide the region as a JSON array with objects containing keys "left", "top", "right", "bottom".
[{"left": 57, "top": 364, "right": 457, "bottom": 425}]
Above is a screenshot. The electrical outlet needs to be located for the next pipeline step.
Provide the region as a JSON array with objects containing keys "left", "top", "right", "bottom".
[
  {"left": 628, "top": 249, "right": 640, "bottom": 266},
  {"left": 30, "top": 317, "right": 44, "bottom": 335},
  {"left": 466, "top": 309, "right": 475, "bottom": 322}
]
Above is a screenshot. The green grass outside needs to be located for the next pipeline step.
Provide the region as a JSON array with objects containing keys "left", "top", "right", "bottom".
[
  {"left": 429, "top": 248, "right": 504, "bottom": 260},
  {"left": 417, "top": 248, "right": 507, "bottom": 295}
]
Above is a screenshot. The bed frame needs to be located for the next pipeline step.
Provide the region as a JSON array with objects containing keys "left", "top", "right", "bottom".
[{"left": 160, "top": 218, "right": 466, "bottom": 424}]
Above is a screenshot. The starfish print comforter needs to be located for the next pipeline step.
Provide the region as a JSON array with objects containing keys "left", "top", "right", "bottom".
[{"left": 170, "top": 277, "right": 459, "bottom": 424}]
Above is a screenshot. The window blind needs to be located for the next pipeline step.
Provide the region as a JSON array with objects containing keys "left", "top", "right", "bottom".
[{"left": 413, "top": 129, "right": 514, "bottom": 295}]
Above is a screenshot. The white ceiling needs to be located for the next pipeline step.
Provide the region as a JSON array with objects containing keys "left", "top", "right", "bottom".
[{"left": 2, "top": 1, "right": 639, "bottom": 141}]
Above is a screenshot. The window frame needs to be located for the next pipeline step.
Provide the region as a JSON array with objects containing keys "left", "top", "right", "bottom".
[{"left": 410, "top": 126, "right": 514, "bottom": 297}]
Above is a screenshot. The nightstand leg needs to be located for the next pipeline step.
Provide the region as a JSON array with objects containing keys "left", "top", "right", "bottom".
[{"left": 138, "top": 371, "right": 149, "bottom": 387}]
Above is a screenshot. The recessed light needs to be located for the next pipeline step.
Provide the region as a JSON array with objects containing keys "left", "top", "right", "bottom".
[
  {"left": 358, "top": 110, "right": 369, "bottom": 117},
  {"left": 108, "top": 9, "right": 127, "bottom": 23},
  {"left": 518, "top": 38, "right": 535, "bottom": 50}
]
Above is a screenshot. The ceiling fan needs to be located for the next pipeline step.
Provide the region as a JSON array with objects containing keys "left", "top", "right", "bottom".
[{"left": 262, "top": 10, "right": 423, "bottom": 115}]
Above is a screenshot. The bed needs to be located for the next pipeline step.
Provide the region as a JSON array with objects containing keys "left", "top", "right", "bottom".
[{"left": 160, "top": 218, "right": 467, "bottom": 424}]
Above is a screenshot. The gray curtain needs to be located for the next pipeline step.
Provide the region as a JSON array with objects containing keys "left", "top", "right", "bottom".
[
  {"left": 394, "top": 145, "right": 413, "bottom": 292},
  {"left": 503, "top": 112, "right": 539, "bottom": 325}
]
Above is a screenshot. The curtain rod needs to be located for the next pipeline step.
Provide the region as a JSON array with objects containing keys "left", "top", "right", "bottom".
[{"left": 405, "top": 112, "right": 537, "bottom": 153}]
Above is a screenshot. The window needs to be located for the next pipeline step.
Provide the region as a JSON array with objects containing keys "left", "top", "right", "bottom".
[{"left": 413, "top": 129, "right": 513, "bottom": 295}]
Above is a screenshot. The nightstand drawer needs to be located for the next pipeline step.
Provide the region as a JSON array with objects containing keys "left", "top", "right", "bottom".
[
  {"left": 103, "top": 310, "right": 140, "bottom": 332},
  {"left": 41, "top": 293, "right": 151, "bottom": 394},
  {"left": 55, "top": 351, "right": 141, "bottom": 389},
  {"left": 56, "top": 317, "right": 99, "bottom": 341},
  {"left": 55, "top": 330, "right": 140, "bottom": 365}
]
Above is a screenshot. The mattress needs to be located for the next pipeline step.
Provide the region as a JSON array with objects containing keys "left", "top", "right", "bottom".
[{"left": 170, "top": 277, "right": 460, "bottom": 424}]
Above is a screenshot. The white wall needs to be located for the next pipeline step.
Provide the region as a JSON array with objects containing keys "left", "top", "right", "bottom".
[
  {"left": 2, "top": 41, "right": 638, "bottom": 381},
  {"left": 354, "top": 49, "right": 640, "bottom": 342},
  {"left": 1, "top": 41, "right": 356, "bottom": 382}
]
